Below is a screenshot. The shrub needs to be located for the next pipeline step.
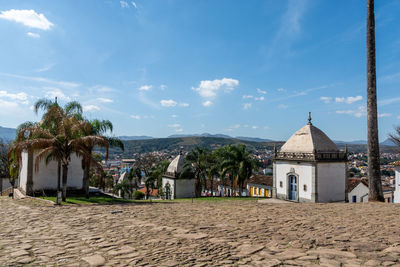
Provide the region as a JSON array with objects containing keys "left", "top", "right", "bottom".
[{"left": 134, "top": 190, "right": 145, "bottom": 200}]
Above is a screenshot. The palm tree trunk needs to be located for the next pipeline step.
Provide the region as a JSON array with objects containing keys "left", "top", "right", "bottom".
[
  {"left": 83, "top": 157, "right": 90, "bottom": 199},
  {"left": 366, "top": 0, "right": 384, "bottom": 201},
  {"left": 62, "top": 164, "right": 68, "bottom": 202},
  {"left": 57, "top": 161, "right": 61, "bottom": 204}
]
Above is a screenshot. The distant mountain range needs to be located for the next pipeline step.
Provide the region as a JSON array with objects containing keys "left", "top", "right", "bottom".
[
  {"left": 0, "top": 125, "right": 397, "bottom": 147},
  {"left": 0, "top": 126, "right": 16, "bottom": 141}
]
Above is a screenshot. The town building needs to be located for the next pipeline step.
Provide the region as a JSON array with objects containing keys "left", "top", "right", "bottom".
[
  {"left": 273, "top": 114, "right": 347, "bottom": 202},
  {"left": 161, "top": 152, "right": 196, "bottom": 199},
  {"left": 348, "top": 178, "right": 394, "bottom": 203},
  {"left": 395, "top": 166, "right": 400, "bottom": 203},
  {"left": 247, "top": 175, "right": 273, "bottom": 198},
  {"left": 18, "top": 150, "right": 83, "bottom": 195}
]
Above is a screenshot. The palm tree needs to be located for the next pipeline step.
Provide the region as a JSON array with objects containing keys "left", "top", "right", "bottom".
[
  {"left": 219, "top": 144, "right": 258, "bottom": 197},
  {"left": 10, "top": 105, "right": 109, "bottom": 201},
  {"left": 81, "top": 119, "right": 124, "bottom": 198},
  {"left": 181, "top": 146, "right": 210, "bottom": 197},
  {"left": 366, "top": 0, "right": 384, "bottom": 201},
  {"left": 34, "top": 98, "right": 83, "bottom": 202}
]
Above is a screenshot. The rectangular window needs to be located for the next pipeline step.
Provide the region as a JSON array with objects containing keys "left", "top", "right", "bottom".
[{"left": 352, "top": 195, "right": 357, "bottom": 203}]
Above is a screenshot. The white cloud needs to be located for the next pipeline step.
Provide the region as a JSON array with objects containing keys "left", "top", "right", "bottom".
[
  {"left": 34, "top": 63, "right": 55, "bottom": 72},
  {"left": 243, "top": 103, "right": 252, "bottom": 110},
  {"left": 89, "top": 85, "right": 116, "bottom": 93},
  {"left": 83, "top": 105, "right": 100, "bottom": 112},
  {"left": 203, "top": 100, "right": 213, "bottom": 107},
  {"left": 27, "top": 32, "right": 40, "bottom": 38},
  {"left": 171, "top": 114, "right": 178, "bottom": 118},
  {"left": 279, "top": 104, "right": 288, "bottom": 109},
  {"left": 96, "top": 97, "right": 113, "bottom": 103},
  {"left": 0, "top": 90, "right": 28, "bottom": 102},
  {"left": 336, "top": 106, "right": 366, "bottom": 118},
  {"left": 44, "top": 88, "right": 70, "bottom": 101},
  {"left": 264, "top": 126, "right": 269, "bottom": 129},
  {"left": 379, "top": 97, "right": 400, "bottom": 106},
  {"left": 255, "top": 96, "right": 265, "bottom": 101},
  {"left": 131, "top": 1, "right": 138, "bottom": 8},
  {"left": 242, "top": 95, "right": 253, "bottom": 99},
  {"left": 120, "top": 1, "right": 129, "bottom": 8},
  {"left": 335, "top": 95, "right": 362, "bottom": 104},
  {"left": 0, "top": 9, "right": 53, "bottom": 30},
  {"left": 130, "top": 115, "right": 141, "bottom": 120},
  {"left": 179, "top": 102, "right": 189, "bottom": 107},
  {"left": 168, "top": 124, "right": 181, "bottom": 128},
  {"left": 320, "top": 96, "right": 332, "bottom": 103},
  {"left": 378, "top": 113, "right": 392, "bottom": 118},
  {"left": 252, "top": 126, "right": 259, "bottom": 129},
  {"left": 257, "top": 88, "right": 267, "bottom": 94},
  {"left": 160, "top": 84, "right": 167, "bottom": 90},
  {"left": 0, "top": 72, "right": 80, "bottom": 88},
  {"left": 277, "top": 88, "right": 286, "bottom": 92},
  {"left": 139, "top": 85, "right": 152, "bottom": 91},
  {"left": 0, "top": 99, "right": 18, "bottom": 109},
  {"left": 175, "top": 128, "right": 184, "bottom": 133},
  {"left": 160, "top": 99, "right": 177, "bottom": 107},
  {"left": 192, "top": 78, "right": 239, "bottom": 98}
]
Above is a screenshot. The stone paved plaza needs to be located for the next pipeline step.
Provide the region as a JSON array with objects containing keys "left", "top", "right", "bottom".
[{"left": 1, "top": 197, "right": 400, "bottom": 266}]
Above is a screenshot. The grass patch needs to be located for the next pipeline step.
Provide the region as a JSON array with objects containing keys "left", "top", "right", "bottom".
[
  {"left": 40, "top": 196, "right": 258, "bottom": 205},
  {"left": 40, "top": 196, "right": 137, "bottom": 205}
]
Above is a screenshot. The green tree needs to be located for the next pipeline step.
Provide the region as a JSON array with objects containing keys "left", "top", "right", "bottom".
[
  {"left": 181, "top": 146, "right": 211, "bottom": 197},
  {"left": 10, "top": 104, "right": 109, "bottom": 201}
]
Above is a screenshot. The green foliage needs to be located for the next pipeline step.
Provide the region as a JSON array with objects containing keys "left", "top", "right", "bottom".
[{"left": 134, "top": 190, "right": 145, "bottom": 200}]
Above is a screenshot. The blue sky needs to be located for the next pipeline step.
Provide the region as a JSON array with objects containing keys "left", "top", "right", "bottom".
[{"left": 0, "top": 0, "right": 399, "bottom": 141}]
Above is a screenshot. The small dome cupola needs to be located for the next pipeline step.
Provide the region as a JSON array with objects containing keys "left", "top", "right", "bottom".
[
  {"left": 165, "top": 151, "right": 185, "bottom": 178},
  {"left": 275, "top": 113, "right": 346, "bottom": 162}
]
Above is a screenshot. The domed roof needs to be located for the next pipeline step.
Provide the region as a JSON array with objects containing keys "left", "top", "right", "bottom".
[
  {"left": 166, "top": 152, "right": 185, "bottom": 175},
  {"left": 280, "top": 123, "right": 339, "bottom": 153}
]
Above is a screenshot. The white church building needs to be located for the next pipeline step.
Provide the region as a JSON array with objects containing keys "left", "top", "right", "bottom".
[
  {"left": 18, "top": 150, "right": 84, "bottom": 195},
  {"left": 273, "top": 114, "right": 347, "bottom": 202},
  {"left": 161, "top": 152, "right": 196, "bottom": 199}
]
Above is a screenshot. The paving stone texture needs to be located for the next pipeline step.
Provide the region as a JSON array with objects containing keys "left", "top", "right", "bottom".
[{"left": 1, "top": 197, "right": 400, "bottom": 266}]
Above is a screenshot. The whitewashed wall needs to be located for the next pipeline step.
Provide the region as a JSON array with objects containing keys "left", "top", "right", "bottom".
[
  {"left": 275, "top": 161, "right": 313, "bottom": 201},
  {"left": 348, "top": 182, "right": 369, "bottom": 203},
  {"left": 394, "top": 168, "right": 400, "bottom": 203},
  {"left": 175, "top": 179, "right": 196, "bottom": 198},
  {"left": 317, "top": 162, "right": 346, "bottom": 202},
  {"left": 20, "top": 151, "right": 84, "bottom": 191},
  {"left": 19, "top": 151, "right": 28, "bottom": 192}
]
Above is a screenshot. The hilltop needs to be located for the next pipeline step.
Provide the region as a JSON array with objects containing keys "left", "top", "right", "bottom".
[{"left": 114, "top": 136, "right": 281, "bottom": 156}]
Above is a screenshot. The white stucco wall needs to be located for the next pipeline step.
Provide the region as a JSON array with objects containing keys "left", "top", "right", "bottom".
[
  {"left": 161, "top": 177, "right": 195, "bottom": 199},
  {"left": 394, "top": 168, "right": 400, "bottom": 203},
  {"left": 162, "top": 177, "right": 175, "bottom": 199},
  {"left": 19, "top": 151, "right": 28, "bottom": 192},
  {"left": 317, "top": 162, "right": 346, "bottom": 202},
  {"left": 348, "top": 182, "right": 369, "bottom": 203},
  {"left": 275, "top": 161, "right": 313, "bottom": 201},
  {"left": 175, "top": 179, "right": 196, "bottom": 198},
  {"left": 19, "top": 151, "right": 84, "bottom": 191}
]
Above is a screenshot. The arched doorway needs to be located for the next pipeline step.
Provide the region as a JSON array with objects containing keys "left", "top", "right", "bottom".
[{"left": 288, "top": 175, "right": 297, "bottom": 200}]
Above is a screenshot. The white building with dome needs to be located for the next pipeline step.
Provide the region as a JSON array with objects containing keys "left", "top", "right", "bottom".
[
  {"left": 162, "top": 152, "right": 196, "bottom": 199},
  {"left": 273, "top": 114, "right": 347, "bottom": 202}
]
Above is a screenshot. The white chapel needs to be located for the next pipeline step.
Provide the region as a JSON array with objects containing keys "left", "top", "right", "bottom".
[
  {"left": 273, "top": 113, "right": 347, "bottom": 202},
  {"left": 161, "top": 152, "right": 196, "bottom": 199}
]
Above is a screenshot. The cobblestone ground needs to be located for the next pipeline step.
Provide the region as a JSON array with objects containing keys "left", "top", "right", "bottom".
[{"left": 1, "top": 197, "right": 400, "bottom": 266}]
